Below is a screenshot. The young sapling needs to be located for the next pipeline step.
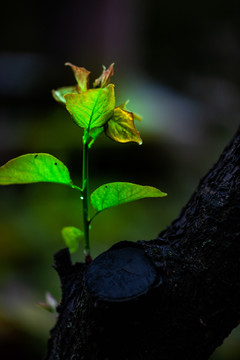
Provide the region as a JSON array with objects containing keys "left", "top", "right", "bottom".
[{"left": 0, "top": 62, "right": 167, "bottom": 262}]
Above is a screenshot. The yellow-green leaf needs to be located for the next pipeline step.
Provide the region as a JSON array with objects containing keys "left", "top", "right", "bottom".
[
  {"left": 119, "top": 100, "right": 143, "bottom": 121},
  {"left": 65, "top": 62, "right": 90, "bottom": 92},
  {"left": 105, "top": 107, "right": 142, "bottom": 145},
  {"left": 61, "top": 226, "right": 84, "bottom": 253},
  {"left": 64, "top": 85, "right": 115, "bottom": 129},
  {"left": 91, "top": 182, "right": 167, "bottom": 212},
  {"left": 0, "top": 153, "right": 72, "bottom": 186},
  {"left": 52, "top": 86, "right": 79, "bottom": 104}
]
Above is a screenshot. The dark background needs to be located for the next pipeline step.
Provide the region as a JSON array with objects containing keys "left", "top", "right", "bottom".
[{"left": 1, "top": 1, "right": 240, "bottom": 359}]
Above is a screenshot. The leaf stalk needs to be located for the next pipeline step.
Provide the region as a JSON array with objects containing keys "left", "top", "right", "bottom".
[{"left": 82, "top": 130, "right": 91, "bottom": 262}]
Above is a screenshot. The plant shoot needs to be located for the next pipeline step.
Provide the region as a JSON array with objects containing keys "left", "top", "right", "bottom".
[{"left": 0, "top": 62, "right": 167, "bottom": 262}]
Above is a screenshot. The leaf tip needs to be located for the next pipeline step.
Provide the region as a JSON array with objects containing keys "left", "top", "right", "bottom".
[
  {"left": 93, "top": 63, "right": 115, "bottom": 88},
  {"left": 64, "top": 62, "right": 90, "bottom": 92},
  {"left": 52, "top": 88, "right": 64, "bottom": 104}
]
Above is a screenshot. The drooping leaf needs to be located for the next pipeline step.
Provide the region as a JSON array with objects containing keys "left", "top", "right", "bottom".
[
  {"left": 0, "top": 153, "right": 72, "bottom": 186},
  {"left": 105, "top": 107, "right": 142, "bottom": 145},
  {"left": 64, "top": 84, "right": 115, "bottom": 129},
  {"left": 65, "top": 62, "right": 90, "bottom": 92},
  {"left": 61, "top": 226, "right": 84, "bottom": 253},
  {"left": 91, "top": 182, "right": 167, "bottom": 212},
  {"left": 93, "top": 63, "right": 114, "bottom": 88},
  {"left": 52, "top": 86, "right": 79, "bottom": 104}
]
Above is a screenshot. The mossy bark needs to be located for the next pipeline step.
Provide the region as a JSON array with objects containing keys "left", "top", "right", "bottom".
[{"left": 45, "top": 127, "right": 240, "bottom": 360}]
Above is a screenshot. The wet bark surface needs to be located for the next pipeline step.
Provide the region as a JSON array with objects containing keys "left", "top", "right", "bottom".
[{"left": 45, "top": 127, "right": 240, "bottom": 360}]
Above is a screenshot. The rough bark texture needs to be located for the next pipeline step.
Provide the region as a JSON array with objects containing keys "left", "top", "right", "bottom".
[{"left": 45, "top": 127, "right": 240, "bottom": 360}]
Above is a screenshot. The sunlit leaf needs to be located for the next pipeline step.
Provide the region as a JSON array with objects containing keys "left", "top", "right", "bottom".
[
  {"left": 64, "top": 84, "right": 115, "bottom": 129},
  {"left": 61, "top": 226, "right": 84, "bottom": 253},
  {"left": 0, "top": 153, "right": 72, "bottom": 186},
  {"left": 93, "top": 63, "right": 114, "bottom": 88},
  {"left": 105, "top": 107, "right": 142, "bottom": 145},
  {"left": 52, "top": 86, "right": 79, "bottom": 104},
  {"left": 91, "top": 182, "right": 167, "bottom": 212},
  {"left": 65, "top": 62, "right": 90, "bottom": 92}
]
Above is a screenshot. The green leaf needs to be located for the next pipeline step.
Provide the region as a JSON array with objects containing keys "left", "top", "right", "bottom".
[
  {"left": 61, "top": 226, "right": 84, "bottom": 253},
  {"left": 52, "top": 86, "right": 79, "bottom": 104},
  {"left": 90, "top": 126, "right": 104, "bottom": 140},
  {"left": 89, "top": 126, "right": 104, "bottom": 140},
  {"left": 0, "top": 153, "right": 72, "bottom": 186},
  {"left": 91, "top": 182, "right": 167, "bottom": 212},
  {"left": 64, "top": 84, "right": 115, "bottom": 129},
  {"left": 88, "top": 127, "right": 105, "bottom": 148},
  {"left": 105, "top": 107, "right": 142, "bottom": 145}
]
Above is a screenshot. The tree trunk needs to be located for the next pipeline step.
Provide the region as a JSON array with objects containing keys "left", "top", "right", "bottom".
[{"left": 45, "top": 127, "right": 240, "bottom": 360}]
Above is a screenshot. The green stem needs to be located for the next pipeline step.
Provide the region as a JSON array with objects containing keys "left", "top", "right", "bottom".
[{"left": 82, "top": 130, "right": 91, "bottom": 260}]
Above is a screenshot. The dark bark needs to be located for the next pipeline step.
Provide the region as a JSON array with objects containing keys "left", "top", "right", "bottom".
[{"left": 45, "top": 127, "right": 240, "bottom": 360}]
